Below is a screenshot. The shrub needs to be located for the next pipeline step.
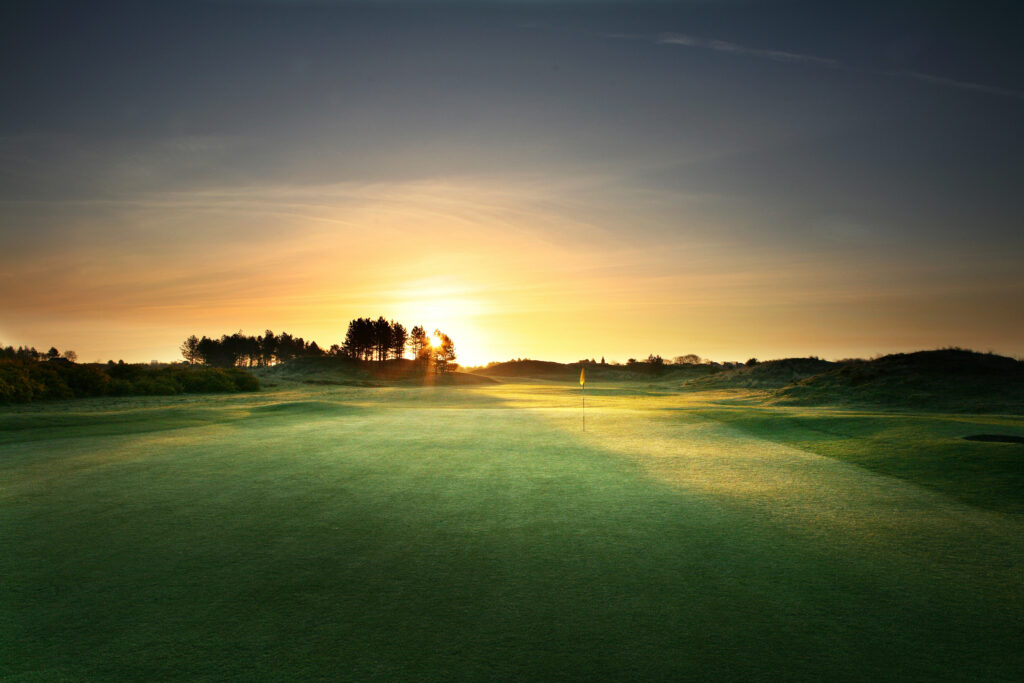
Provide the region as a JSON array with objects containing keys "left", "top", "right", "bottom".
[{"left": 0, "top": 359, "right": 259, "bottom": 403}]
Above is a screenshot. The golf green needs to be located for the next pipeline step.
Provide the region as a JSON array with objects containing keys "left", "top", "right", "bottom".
[{"left": 3, "top": 383, "right": 1022, "bottom": 680}]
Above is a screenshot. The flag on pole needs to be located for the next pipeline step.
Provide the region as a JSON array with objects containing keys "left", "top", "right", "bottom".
[{"left": 580, "top": 367, "right": 586, "bottom": 432}]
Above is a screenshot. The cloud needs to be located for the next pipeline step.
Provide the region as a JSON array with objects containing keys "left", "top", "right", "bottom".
[
  {"left": 652, "top": 32, "right": 1024, "bottom": 102},
  {"left": 898, "top": 71, "right": 1024, "bottom": 101},
  {"left": 657, "top": 32, "right": 838, "bottom": 66}
]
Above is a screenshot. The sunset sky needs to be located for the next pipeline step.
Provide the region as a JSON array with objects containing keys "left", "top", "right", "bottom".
[{"left": 1, "top": 0, "right": 1022, "bottom": 366}]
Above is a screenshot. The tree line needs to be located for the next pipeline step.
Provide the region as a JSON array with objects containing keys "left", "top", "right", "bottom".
[
  {"left": 181, "top": 317, "right": 457, "bottom": 372},
  {"left": 180, "top": 331, "right": 326, "bottom": 368},
  {"left": 2, "top": 345, "right": 77, "bottom": 363},
  {"left": 0, "top": 346, "right": 259, "bottom": 404}
]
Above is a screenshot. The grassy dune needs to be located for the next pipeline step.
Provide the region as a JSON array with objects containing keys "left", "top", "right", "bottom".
[{"left": 2, "top": 382, "right": 1022, "bottom": 680}]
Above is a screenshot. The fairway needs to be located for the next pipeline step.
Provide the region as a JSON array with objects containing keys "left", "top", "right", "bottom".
[{"left": 3, "top": 383, "right": 1023, "bottom": 681}]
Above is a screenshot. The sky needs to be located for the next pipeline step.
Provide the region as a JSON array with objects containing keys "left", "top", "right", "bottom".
[{"left": 1, "top": 0, "right": 1022, "bottom": 365}]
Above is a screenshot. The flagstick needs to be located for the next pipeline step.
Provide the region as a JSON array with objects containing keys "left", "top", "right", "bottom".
[{"left": 582, "top": 382, "right": 585, "bottom": 432}]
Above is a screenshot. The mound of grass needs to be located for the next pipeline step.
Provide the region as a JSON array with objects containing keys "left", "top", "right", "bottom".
[
  {"left": 473, "top": 359, "right": 579, "bottom": 379},
  {"left": 684, "top": 357, "right": 835, "bottom": 389},
  {"left": 255, "top": 355, "right": 376, "bottom": 383},
  {"left": 775, "top": 349, "right": 1024, "bottom": 412},
  {"left": 473, "top": 359, "right": 719, "bottom": 382}
]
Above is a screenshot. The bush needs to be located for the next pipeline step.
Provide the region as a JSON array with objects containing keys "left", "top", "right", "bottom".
[
  {"left": 177, "top": 368, "right": 237, "bottom": 393},
  {"left": 105, "top": 379, "right": 136, "bottom": 396},
  {"left": 0, "top": 359, "right": 259, "bottom": 404},
  {"left": 228, "top": 369, "right": 261, "bottom": 392}
]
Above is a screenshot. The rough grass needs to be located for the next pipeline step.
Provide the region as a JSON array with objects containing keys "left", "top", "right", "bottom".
[
  {"left": 774, "top": 349, "right": 1024, "bottom": 412},
  {"left": 683, "top": 357, "right": 836, "bottom": 389},
  {"left": 2, "top": 382, "right": 1022, "bottom": 680}
]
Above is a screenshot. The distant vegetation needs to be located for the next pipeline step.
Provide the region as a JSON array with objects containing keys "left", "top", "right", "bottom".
[
  {"left": 0, "top": 345, "right": 258, "bottom": 404},
  {"left": 181, "top": 317, "right": 457, "bottom": 373},
  {"left": 684, "top": 357, "right": 836, "bottom": 389},
  {"left": 472, "top": 349, "right": 1022, "bottom": 413},
  {"left": 257, "top": 356, "right": 494, "bottom": 387},
  {"left": 6, "top": 336, "right": 1019, "bottom": 413}
]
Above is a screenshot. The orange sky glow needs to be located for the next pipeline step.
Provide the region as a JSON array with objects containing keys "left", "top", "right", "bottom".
[
  {"left": 2, "top": 177, "right": 1021, "bottom": 366},
  {"left": 2, "top": 2, "right": 1021, "bottom": 366}
]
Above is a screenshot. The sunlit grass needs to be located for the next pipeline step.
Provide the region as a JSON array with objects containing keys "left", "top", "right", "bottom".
[{"left": 2, "top": 382, "right": 1022, "bottom": 680}]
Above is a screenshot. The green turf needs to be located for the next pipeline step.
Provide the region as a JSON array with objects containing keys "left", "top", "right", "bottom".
[
  {"left": 689, "top": 407, "right": 1024, "bottom": 514},
  {"left": 2, "top": 383, "right": 1022, "bottom": 680}
]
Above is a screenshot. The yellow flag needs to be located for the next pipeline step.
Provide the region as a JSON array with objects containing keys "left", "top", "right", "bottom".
[{"left": 579, "top": 367, "right": 585, "bottom": 386}]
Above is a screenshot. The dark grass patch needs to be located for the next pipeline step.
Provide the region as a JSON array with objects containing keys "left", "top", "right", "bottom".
[
  {"left": 0, "top": 406, "right": 237, "bottom": 446},
  {"left": 247, "top": 400, "right": 363, "bottom": 417},
  {"left": 964, "top": 434, "right": 1024, "bottom": 444},
  {"left": 302, "top": 378, "right": 381, "bottom": 387}
]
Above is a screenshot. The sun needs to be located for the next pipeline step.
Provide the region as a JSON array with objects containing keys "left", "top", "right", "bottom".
[{"left": 429, "top": 333, "right": 443, "bottom": 348}]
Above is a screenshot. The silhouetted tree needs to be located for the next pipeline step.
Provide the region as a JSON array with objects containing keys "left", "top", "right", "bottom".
[
  {"left": 62, "top": 350, "right": 78, "bottom": 363},
  {"left": 276, "top": 332, "right": 298, "bottom": 362},
  {"left": 196, "top": 336, "right": 229, "bottom": 367},
  {"left": 1, "top": 345, "right": 42, "bottom": 361},
  {"left": 745, "top": 358, "right": 759, "bottom": 366},
  {"left": 259, "top": 330, "right": 276, "bottom": 366},
  {"left": 372, "top": 317, "right": 392, "bottom": 362},
  {"left": 343, "top": 318, "right": 374, "bottom": 360},
  {"left": 180, "top": 335, "right": 201, "bottom": 365},
  {"left": 408, "top": 325, "right": 430, "bottom": 362},
  {"left": 432, "top": 330, "right": 456, "bottom": 374},
  {"left": 47, "top": 347, "right": 60, "bottom": 361},
  {"left": 390, "top": 323, "right": 407, "bottom": 360}
]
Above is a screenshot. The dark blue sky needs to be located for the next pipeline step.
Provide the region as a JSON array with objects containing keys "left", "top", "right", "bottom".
[{"left": 1, "top": 1, "right": 1022, "bottom": 361}]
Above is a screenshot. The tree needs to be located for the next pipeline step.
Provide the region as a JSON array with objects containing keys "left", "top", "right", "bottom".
[
  {"left": 432, "top": 330, "right": 456, "bottom": 374},
  {"left": 47, "top": 347, "right": 60, "bottom": 360},
  {"left": 180, "top": 335, "right": 201, "bottom": 365},
  {"left": 62, "top": 349, "right": 78, "bottom": 362},
  {"left": 259, "top": 330, "right": 276, "bottom": 366},
  {"left": 277, "top": 331, "right": 298, "bottom": 362},
  {"left": 745, "top": 357, "right": 759, "bottom": 367},
  {"left": 674, "top": 354, "right": 702, "bottom": 365},
  {"left": 408, "top": 325, "right": 430, "bottom": 362},
  {"left": 390, "top": 323, "right": 408, "bottom": 360},
  {"left": 196, "top": 336, "right": 218, "bottom": 366},
  {"left": 343, "top": 318, "right": 374, "bottom": 360},
  {"left": 372, "top": 317, "right": 392, "bottom": 362}
]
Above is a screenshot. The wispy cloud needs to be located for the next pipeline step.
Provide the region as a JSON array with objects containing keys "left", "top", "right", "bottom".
[
  {"left": 657, "top": 32, "right": 838, "bottom": 66},
  {"left": 650, "top": 31, "right": 1024, "bottom": 102},
  {"left": 898, "top": 70, "right": 1024, "bottom": 101}
]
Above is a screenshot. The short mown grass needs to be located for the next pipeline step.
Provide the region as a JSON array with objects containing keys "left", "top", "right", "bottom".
[
  {"left": 691, "top": 407, "right": 1024, "bottom": 514},
  {"left": 2, "top": 383, "right": 1022, "bottom": 680}
]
